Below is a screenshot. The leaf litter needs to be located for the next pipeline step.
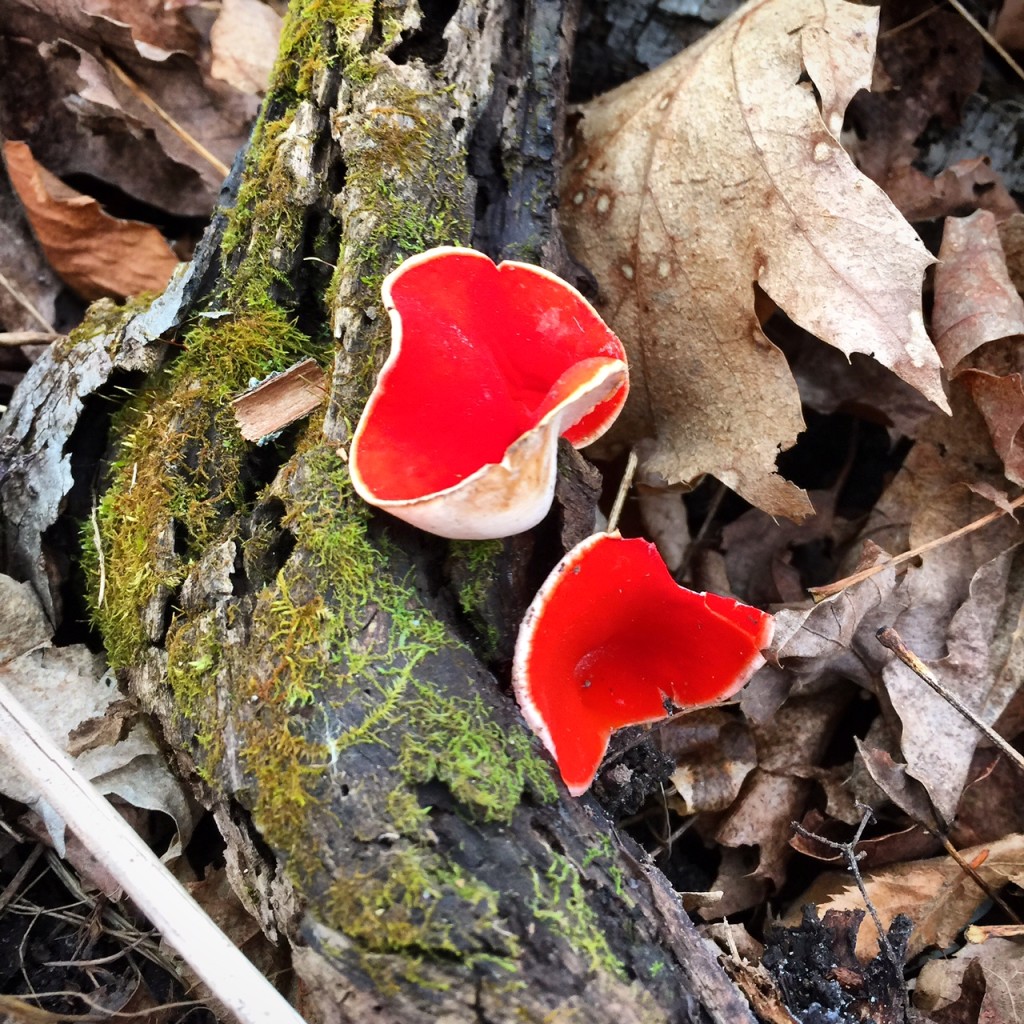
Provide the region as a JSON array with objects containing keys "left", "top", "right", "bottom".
[
  {"left": 2, "top": 0, "right": 1024, "bottom": 1020},
  {"left": 562, "top": 0, "right": 947, "bottom": 519},
  {"left": 562, "top": 0, "right": 1024, "bottom": 1015}
]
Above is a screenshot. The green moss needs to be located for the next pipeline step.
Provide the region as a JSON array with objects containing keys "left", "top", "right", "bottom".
[
  {"left": 275, "top": 0, "right": 374, "bottom": 99},
  {"left": 398, "top": 693, "right": 557, "bottom": 820},
  {"left": 84, "top": 305, "right": 325, "bottom": 669},
  {"left": 450, "top": 540, "right": 503, "bottom": 657},
  {"left": 334, "top": 82, "right": 469, "bottom": 372},
  {"left": 386, "top": 788, "right": 431, "bottom": 838},
  {"left": 221, "top": 0, "right": 382, "bottom": 307},
  {"left": 240, "top": 713, "right": 331, "bottom": 883},
  {"left": 531, "top": 853, "right": 626, "bottom": 979},
  {"left": 324, "top": 847, "right": 517, "bottom": 960},
  {"left": 85, "top": 0, "right": 569, "bottom": 987},
  {"left": 62, "top": 293, "right": 159, "bottom": 355},
  {"left": 583, "top": 835, "right": 626, "bottom": 899},
  {"left": 324, "top": 845, "right": 524, "bottom": 993},
  {"left": 257, "top": 444, "right": 555, "bottom": 824},
  {"left": 227, "top": 443, "right": 554, "bottom": 976},
  {"left": 165, "top": 616, "right": 227, "bottom": 783}
]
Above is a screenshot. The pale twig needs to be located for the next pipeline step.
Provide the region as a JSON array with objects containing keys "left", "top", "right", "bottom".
[
  {"left": 0, "top": 674, "right": 306, "bottom": 1024},
  {"left": 811, "top": 493, "right": 1024, "bottom": 600},
  {"left": 0, "top": 271, "right": 55, "bottom": 333},
  {"left": 606, "top": 448, "right": 637, "bottom": 534},
  {"left": 792, "top": 804, "right": 911, "bottom": 1019},
  {"left": 103, "top": 58, "right": 230, "bottom": 178},
  {"left": 934, "top": 833, "right": 1021, "bottom": 924},
  {"left": 945, "top": 0, "right": 1024, "bottom": 85},
  {"left": 0, "top": 332, "right": 62, "bottom": 347},
  {"left": 876, "top": 626, "right": 1024, "bottom": 778}
]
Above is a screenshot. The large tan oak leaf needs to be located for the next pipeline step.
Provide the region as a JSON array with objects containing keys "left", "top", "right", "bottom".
[{"left": 561, "top": 0, "right": 949, "bottom": 518}]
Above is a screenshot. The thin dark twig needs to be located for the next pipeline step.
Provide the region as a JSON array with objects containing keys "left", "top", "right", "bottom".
[
  {"left": 876, "top": 626, "right": 1024, "bottom": 778},
  {"left": 791, "top": 804, "right": 911, "bottom": 1020}
]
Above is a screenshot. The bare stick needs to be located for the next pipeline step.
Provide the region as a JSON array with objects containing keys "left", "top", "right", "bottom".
[
  {"left": 606, "top": 449, "right": 638, "bottom": 534},
  {"left": 103, "top": 58, "right": 231, "bottom": 178},
  {"left": 0, "top": 672, "right": 306, "bottom": 1024},
  {"left": 811, "top": 493, "right": 1024, "bottom": 600},
  {"left": 0, "top": 271, "right": 55, "bottom": 333},
  {"left": 876, "top": 626, "right": 1024, "bottom": 778},
  {"left": 792, "top": 805, "right": 910, "bottom": 1019},
  {"left": 935, "top": 833, "right": 1021, "bottom": 924},
  {"left": 0, "top": 331, "right": 63, "bottom": 347},
  {"left": 945, "top": 0, "right": 1024, "bottom": 84}
]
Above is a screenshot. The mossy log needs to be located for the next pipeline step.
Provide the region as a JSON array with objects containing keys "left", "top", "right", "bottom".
[{"left": 0, "top": 2, "right": 757, "bottom": 1021}]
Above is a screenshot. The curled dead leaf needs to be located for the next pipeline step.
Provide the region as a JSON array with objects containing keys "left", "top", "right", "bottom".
[
  {"left": 800, "top": 833, "right": 1024, "bottom": 961},
  {"left": 4, "top": 140, "right": 180, "bottom": 300},
  {"left": 562, "top": 0, "right": 947, "bottom": 520},
  {"left": 933, "top": 210, "right": 1024, "bottom": 485}
]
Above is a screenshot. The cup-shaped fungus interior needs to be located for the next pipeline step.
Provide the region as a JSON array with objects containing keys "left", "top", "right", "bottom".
[
  {"left": 513, "top": 533, "right": 774, "bottom": 796},
  {"left": 352, "top": 249, "right": 628, "bottom": 503}
]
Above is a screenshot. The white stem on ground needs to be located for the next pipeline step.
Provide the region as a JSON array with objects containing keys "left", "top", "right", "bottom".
[{"left": 0, "top": 670, "right": 307, "bottom": 1024}]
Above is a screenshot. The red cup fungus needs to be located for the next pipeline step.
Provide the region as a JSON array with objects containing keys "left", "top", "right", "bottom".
[
  {"left": 512, "top": 532, "right": 774, "bottom": 796},
  {"left": 349, "top": 247, "right": 629, "bottom": 539}
]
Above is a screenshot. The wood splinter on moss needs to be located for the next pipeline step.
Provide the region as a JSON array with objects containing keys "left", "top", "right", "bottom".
[{"left": 231, "top": 358, "right": 328, "bottom": 441}]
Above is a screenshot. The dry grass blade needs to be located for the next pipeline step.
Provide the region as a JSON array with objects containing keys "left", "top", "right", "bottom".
[
  {"left": 606, "top": 449, "right": 638, "bottom": 534},
  {"left": 103, "top": 58, "right": 231, "bottom": 179},
  {"left": 876, "top": 626, "right": 1024, "bottom": 778},
  {"left": 811, "top": 493, "right": 1024, "bottom": 600}
]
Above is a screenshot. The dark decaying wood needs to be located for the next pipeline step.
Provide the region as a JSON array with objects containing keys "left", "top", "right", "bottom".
[{"left": 0, "top": 2, "right": 757, "bottom": 1021}]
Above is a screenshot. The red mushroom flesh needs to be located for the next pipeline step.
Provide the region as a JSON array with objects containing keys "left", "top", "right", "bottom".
[
  {"left": 349, "top": 248, "right": 628, "bottom": 538},
  {"left": 512, "top": 533, "right": 774, "bottom": 796}
]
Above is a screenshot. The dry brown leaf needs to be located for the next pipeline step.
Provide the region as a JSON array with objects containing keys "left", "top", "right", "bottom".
[
  {"left": 0, "top": 7, "right": 258, "bottom": 216},
  {"left": 4, "top": 140, "right": 180, "bottom": 300},
  {"left": 0, "top": 573, "right": 52, "bottom": 665},
  {"left": 661, "top": 708, "right": 756, "bottom": 816},
  {"left": 740, "top": 546, "right": 905, "bottom": 728},
  {"left": 953, "top": 748, "right": 1024, "bottom": 849},
  {"left": 994, "top": 0, "right": 1024, "bottom": 51},
  {"left": 791, "top": 807, "right": 939, "bottom": 870},
  {"left": 961, "top": 370, "right": 1024, "bottom": 487},
  {"left": 847, "top": 3, "right": 982, "bottom": 209},
  {"left": 707, "top": 689, "right": 850, "bottom": 915},
  {"left": 883, "top": 545, "right": 1024, "bottom": 823},
  {"left": 562, "top": 0, "right": 947, "bottom": 520},
  {"left": 176, "top": 866, "right": 294, "bottom": 1011},
  {"left": 803, "top": 832, "right": 1024, "bottom": 961},
  {"left": 209, "top": 0, "right": 283, "bottom": 96},
  {"left": 0, "top": 643, "right": 199, "bottom": 857},
  {"left": 933, "top": 211, "right": 1024, "bottom": 373},
  {"left": 933, "top": 210, "right": 1024, "bottom": 485}
]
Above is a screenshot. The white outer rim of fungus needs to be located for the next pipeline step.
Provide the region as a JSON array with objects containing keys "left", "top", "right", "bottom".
[
  {"left": 511, "top": 532, "right": 611, "bottom": 795},
  {"left": 511, "top": 533, "right": 777, "bottom": 795},
  {"left": 349, "top": 247, "right": 629, "bottom": 539}
]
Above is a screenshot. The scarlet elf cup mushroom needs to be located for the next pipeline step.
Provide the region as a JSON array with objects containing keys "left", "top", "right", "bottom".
[
  {"left": 349, "top": 247, "right": 629, "bottom": 540},
  {"left": 349, "top": 247, "right": 774, "bottom": 798},
  {"left": 512, "top": 533, "right": 774, "bottom": 796}
]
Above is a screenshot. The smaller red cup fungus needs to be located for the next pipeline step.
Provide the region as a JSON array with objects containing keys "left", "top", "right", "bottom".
[
  {"left": 512, "top": 532, "right": 774, "bottom": 796},
  {"left": 349, "top": 247, "right": 628, "bottom": 539}
]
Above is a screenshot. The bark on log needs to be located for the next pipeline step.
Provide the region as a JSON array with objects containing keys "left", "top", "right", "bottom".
[{"left": 0, "top": 2, "right": 757, "bottom": 1021}]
